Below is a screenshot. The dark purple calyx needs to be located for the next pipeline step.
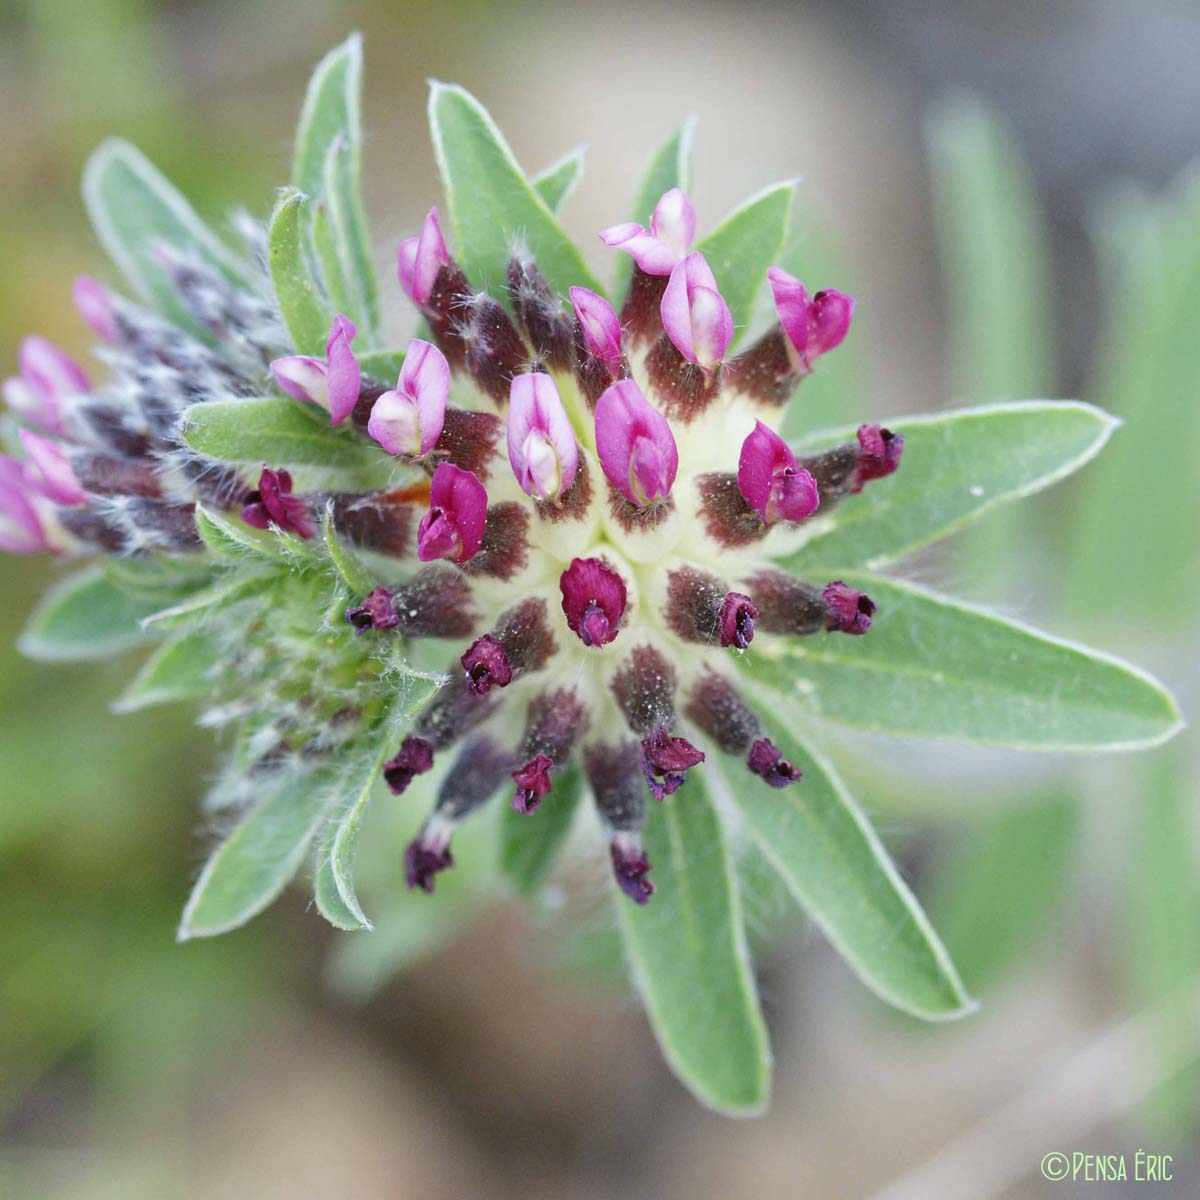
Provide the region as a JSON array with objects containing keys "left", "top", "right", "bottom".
[
  {"left": 822, "top": 581, "right": 877, "bottom": 635},
  {"left": 683, "top": 670, "right": 761, "bottom": 755},
  {"left": 747, "top": 737, "right": 802, "bottom": 788},
  {"left": 512, "top": 753, "right": 554, "bottom": 814},
  {"left": 719, "top": 591, "right": 757, "bottom": 649},
  {"left": 346, "top": 586, "right": 399, "bottom": 634},
  {"left": 405, "top": 833, "right": 454, "bottom": 893},
  {"left": 507, "top": 256, "right": 574, "bottom": 369},
  {"left": 241, "top": 467, "right": 314, "bottom": 538},
  {"left": 461, "top": 633, "right": 514, "bottom": 694},
  {"left": 610, "top": 836, "right": 655, "bottom": 905},
  {"left": 641, "top": 728, "right": 705, "bottom": 800},
  {"left": 513, "top": 688, "right": 588, "bottom": 814},
  {"left": 382, "top": 736, "right": 435, "bottom": 795},
  {"left": 458, "top": 292, "right": 527, "bottom": 405},
  {"left": 560, "top": 556, "right": 627, "bottom": 647},
  {"left": 665, "top": 567, "right": 756, "bottom": 649},
  {"left": 852, "top": 424, "right": 904, "bottom": 492}
]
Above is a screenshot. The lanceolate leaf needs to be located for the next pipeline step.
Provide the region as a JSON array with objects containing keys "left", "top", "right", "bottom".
[
  {"left": 182, "top": 397, "right": 376, "bottom": 469},
  {"left": 178, "top": 766, "right": 338, "bottom": 939},
  {"left": 268, "top": 188, "right": 330, "bottom": 355},
  {"left": 696, "top": 180, "right": 794, "bottom": 348},
  {"left": 113, "top": 631, "right": 220, "bottom": 713},
  {"left": 19, "top": 566, "right": 162, "bottom": 662},
  {"left": 428, "top": 82, "right": 602, "bottom": 300},
  {"left": 740, "top": 574, "right": 1183, "bottom": 751},
  {"left": 781, "top": 401, "right": 1119, "bottom": 573},
  {"left": 195, "top": 505, "right": 290, "bottom": 565},
  {"left": 531, "top": 146, "right": 586, "bottom": 215},
  {"left": 498, "top": 766, "right": 583, "bottom": 894},
  {"left": 321, "top": 134, "right": 380, "bottom": 338},
  {"left": 616, "top": 775, "right": 771, "bottom": 1114},
  {"left": 82, "top": 139, "right": 251, "bottom": 335},
  {"left": 706, "top": 723, "right": 973, "bottom": 1020},
  {"left": 142, "top": 572, "right": 278, "bottom": 631}
]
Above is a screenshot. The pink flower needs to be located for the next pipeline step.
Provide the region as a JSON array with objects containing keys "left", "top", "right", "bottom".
[
  {"left": 417, "top": 462, "right": 488, "bottom": 564},
  {"left": 660, "top": 252, "right": 733, "bottom": 370},
  {"left": 569, "top": 286, "right": 623, "bottom": 375},
  {"left": 397, "top": 207, "right": 452, "bottom": 307},
  {"left": 852, "top": 424, "right": 904, "bottom": 492},
  {"left": 598, "top": 187, "right": 695, "bottom": 276},
  {"left": 737, "top": 419, "right": 820, "bottom": 525},
  {"left": 594, "top": 379, "right": 678, "bottom": 507},
  {"left": 18, "top": 430, "right": 85, "bottom": 506},
  {"left": 767, "top": 267, "right": 855, "bottom": 375},
  {"left": 72, "top": 277, "right": 120, "bottom": 342},
  {"left": 269, "top": 314, "right": 361, "bottom": 425},
  {"left": 241, "top": 467, "right": 315, "bottom": 539},
  {"left": 506, "top": 372, "right": 579, "bottom": 502},
  {"left": 559, "top": 556, "right": 627, "bottom": 647},
  {"left": 0, "top": 456, "right": 48, "bottom": 554},
  {"left": 2, "top": 336, "right": 91, "bottom": 435},
  {"left": 822, "top": 581, "right": 877, "bottom": 634},
  {"left": 367, "top": 339, "right": 449, "bottom": 457}
]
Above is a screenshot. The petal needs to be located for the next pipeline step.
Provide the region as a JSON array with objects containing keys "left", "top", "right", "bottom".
[
  {"left": 659, "top": 258, "right": 696, "bottom": 362},
  {"left": 687, "top": 284, "right": 733, "bottom": 370},
  {"left": 324, "top": 314, "right": 361, "bottom": 425},
  {"left": 507, "top": 373, "right": 578, "bottom": 501},
  {"left": 2, "top": 376, "right": 63, "bottom": 436},
  {"left": 0, "top": 455, "right": 47, "bottom": 554},
  {"left": 19, "top": 336, "right": 90, "bottom": 399},
  {"left": 650, "top": 188, "right": 696, "bottom": 257},
  {"left": 396, "top": 338, "right": 449, "bottom": 453},
  {"left": 72, "top": 276, "right": 120, "bottom": 342},
  {"left": 660, "top": 252, "right": 731, "bottom": 367},
  {"left": 366, "top": 390, "right": 422, "bottom": 456},
  {"left": 426, "top": 462, "right": 488, "bottom": 564},
  {"left": 594, "top": 379, "right": 678, "bottom": 506},
  {"left": 569, "top": 286, "right": 623, "bottom": 375},
  {"left": 767, "top": 266, "right": 811, "bottom": 361},
  {"left": 400, "top": 207, "right": 451, "bottom": 306},
  {"left": 598, "top": 222, "right": 681, "bottom": 275},
  {"left": 809, "top": 289, "right": 855, "bottom": 357},
  {"left": 270, "top": 355, "right": 328, "bottom": 407},
  {"left": 18, "top": 429, "right": 85, "bottom": 506}
]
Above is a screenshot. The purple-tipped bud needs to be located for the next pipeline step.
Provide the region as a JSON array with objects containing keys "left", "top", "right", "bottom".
[
  {"left": 241, "top": 468, "right": 315, "bottom": 539},
  {"left": 598, "top": 188, "right": 695, "bottom": 276},
  {"left": 852, "top": 424, "right": 904, "bottom": 492},
  {"left": 641, "top": 728, "right": 705, "bottom": 800},
  {"left": 610, "top": 834, "right": 655, "bottom": 904},
  {"left": 560, "top": 556, "right": 627, "bottom": 648},
  {"left": 594, "top": 379, "right": 678, "bottom": 507},
  {"left": 417, "top": 463, "right": 488, "bottom": 565},
  {"left": 345, "top": 586, "right": 399, "bottom": 634},
  {"left": 747, "top": 737, "right": 802, "bottom": 788},
  {"left": 398, "top": 207, "right": 452, "bottom": 307},
  {"left": 3, "top": 336, "right": 90, "bottom": 435},
  {"left": 512, "top": 753, "right": 554, "bottom": 814},
  {"left": 822, "top": 581, "right": 877, "bottom": 634},
  {"left": 0, "top": 456, "right": 49, "bottom": 554},
  {"left": 719, "top": 591, "right": 757, "bottom": 650},
  {"left": 461, "top": 634, "right": 514, "bottom": 694},
  {"left": 737, "top": 419, "right": 820, "bottom": 525},
  {"left": 270, "top": 314, "right": 361, "bottom": 426},
  {"left": 660, "top": 252, "right": 733, "bottom": 371},
  {"left": 367, "top": 338, "right": 448, "bottom": 458},
  {"left": 72, "top": 277, "right": 120, "bottom": 342},
  {"left": 18, "top": 430, "right": 85, "bottom": 506},
  {"left": 383, "top": 736, "right": 435, "bottom": 795},
  {"left": 506, "top": 373, "right": 579, "bottom": 502},
  {"left": 405, "top": 829, "right": 454, "bottom": 892},
  {"left": 570, "top": 286, "right": 624, "bottom": 376},
  {"left": 768, "top": 267, "right": 855, "bottom": 375}
]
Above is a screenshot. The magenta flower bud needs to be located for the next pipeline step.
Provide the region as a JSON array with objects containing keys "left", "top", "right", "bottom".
[
  {"left": 569, "top": 286, "right": 623, "bottom": 375},
  {"left": 241, "top": 467, "right": 315, "bottom": 539},
  {"left": 270, "top": 314, "right": 361, "bottom": 426},
  {"left": 512, "top": 753, "right": 554, "bottom": 814},
  {"left": 610, "top": 834, "right": 655, "bottom": 904},
  {"left": 367, "top": 338, "right": 449, "bottom": 458},
  {"left": 3, "top": 336, "right": 90, "bottom": 435},
  {"left": 594, "top": 379, "right": 678, "bottom": 507},
  {"left": 404, "top": 828, "right": 454, "bottom": 892},
  {"left": 598, "top": 187, "right": 695, "bottom": 276},
  {"left": 559, "top": 556, "right": 627, "bottom": 647},
  {"left": 641, "top": 727, "right": 705, "bottom": 801},
  {"left": 852, "top": 424, "right": 904, "bottom": 492},
  {"left": 0, "top": 456, "right": 48, "bottom": 554},
  {"left": 18, "top": 430, "right": 85, "bottom": 506},
  {"left": 767, "top": 267, "right": 855, "bottom": 375},
  {"left": 72, "top": 276, "right": 120, "bottom": 342},
  {"left": 737, "top": 419, "right": 820, "bottom": 525},
  {"left": 383, "top": 736, "right": 435, "bottom": 795},
  {"left": 345, "top": 587, "right": 399, "bottom": 634},
  {"left": 822, "top": 581, "right": 877, "bottom": 635},
  {"left": 417, "top": 462, "right": 488, "bottom": 565},
  {"left": 719, "top": 591, "right": 757, "bottom": 650},
  {"left": 747, "top": 738, "right": 802, "bottom": 788},
  {"left": 461, "top": 634, "right": 514, "bottom": 694},
  {"left": 397, "top": 207, "right": 451, "bottom": 307},
  {"left": 506, "top": 372, "right": 578, "bottom": 502},
  {"left": 660, "top": 252, "right": 733, "bottom": 371}
]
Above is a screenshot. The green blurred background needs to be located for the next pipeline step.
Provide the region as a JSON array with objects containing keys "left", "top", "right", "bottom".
[{"left": 2, "top": 1, "right": 1198, "bottom": 1196}]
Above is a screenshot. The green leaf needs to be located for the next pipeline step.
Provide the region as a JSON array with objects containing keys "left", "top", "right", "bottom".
[
  {"left": 740, "top": 573, "right": 1183, "bottom": 751},
  {"left": 615, "top": 119, "right": 695, "bottom": 296},
  {"left": 82, "top": 139, "right": 251, "bottom": 334},
  {"left": 142, "top": 572, "right": 277, "bottom": 631},
  {"left": 498, "top": 766, "right": 583, "bottom": 894},
  {"left": 696, "top": 181, "right": 794, "bottom": 348},
  {"left": 320, "top": 505, "right": 374, "bottom": 596},
  {"left": 181, "top": 397, "right": 375, "bottom": 469},
  {"left": 531, "top": 146, "right": 585, "bottom": 215},
  {"left": 357, "top": 350, "right": 406, "bottom": 383},
  {"left": 320, "top": 134, "right": 380, "bottom": 339},
  {"left": 178, "top": 766, "right": 337, "bottom": 939},
  {"left": 267, "top": 188, "right": 330, "bottom": 355},
  {"left": 428, "top": 82, "right": 602, "bottom": 300},
  {"left": 708, "top": 723, "right": 973, "bottom": 1020},
  {"left": 113, "top": 631, "right": 219, "bottom": 713},
  {"left": 195, "top": 504, "right": 289, "bottom": 564},
  {"left": 616, "top": 775, "right": 771, "bottom": 1114},
  {"left": 18, "top": 566, "right": 161, "bottom": 662},
  {"left": 311, "top": 199, "right": 355, "bottom": 318},
  {"left": 783, "top": 401, "right": 1119, "bottom": 573}
]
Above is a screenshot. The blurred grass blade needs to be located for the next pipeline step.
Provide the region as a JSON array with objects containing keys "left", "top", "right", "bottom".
[
  {"left": 708, "top": 723, "right": 973, "bottom": 1020},
  {"left": 616, "top": 775, "right": 771, "bottom": 1114},
  {"left": 498, "top": 766, "right": 583, "bottom": 894},
  {"left": 18, "top": 566, "right": 162, "bottom": 662},
  {"left": 532, "top": 146, "right": 586, "bottom": 215},
  {"left": 82, "top": 139, "right": 251, "bottom": 336},
  {"left": 268, "top": 188, "right": 330, "bottom": 355},
  {"left": 428, "top": 82, "right": 602, "bottom": 300},
  {"left": 784, "top": 401, "right": 1118, "bottom": 572},
  {"left": 113, "top": 632, "right": 219, "bottom": 714},
  {"left": 740, "top": 573, "right": 1182, "bottom": 750},
  {"left": 179, "top": 767, "right": 337, "bottom": 939},
  {"left": 696, "top": 181, "right": 794, "bottom": 349}
]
